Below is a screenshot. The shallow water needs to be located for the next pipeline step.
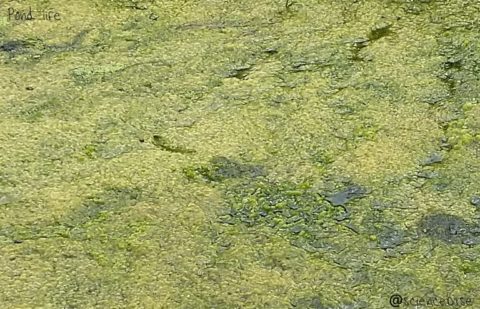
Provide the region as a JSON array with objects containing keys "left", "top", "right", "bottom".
[{"left": 1, "top": 1, "right": 480, "bottom": 308}]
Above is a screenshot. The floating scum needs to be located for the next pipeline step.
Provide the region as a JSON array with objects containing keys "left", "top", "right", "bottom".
[{"left": 1, "top": 0, "right": 480, "bottom": 307}]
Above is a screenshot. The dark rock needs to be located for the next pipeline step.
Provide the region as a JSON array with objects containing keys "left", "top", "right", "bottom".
[{"left": 325, "top": 185, "right": 368, "bottom": 206}]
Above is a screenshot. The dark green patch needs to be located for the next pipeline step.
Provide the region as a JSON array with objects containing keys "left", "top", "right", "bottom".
[
  {"left": 185, "top": 156, "right": 265, "bottom": 182},
  {"left": 368, "top": 22, "right": 393, "bottom": 41},
  {"left": 324, "top": 185, "right": 368, "bottom": 206},
  {"left": 0, "top": 221, "right": 71, "bottom": 242},
  {"left": 224, "top": 65, "right": 253, "bottom": 79},
  {"left": 421, "top": 152, "right": 444, "bottom": 166},
  {"left": 291, "top": 296, "right": 327, "bottom": 309},
  {"left": 436, "top": 34, "right": 480, "bottom": 102},
  {"left": 152, "top": 134, "right": 196, "bottom": 154},
  {"left": 418, "top": 213, "right": 470, "bottom": 244},
  {"left": 17, "top": 96, "right": 63, "bottom": 121},
  {"left": 46, "top": 30, "right": 89, "bottom": 53},
  {"left": 421, "top": 88, "right": 451, "bottom": 105},
  {"left": 0, "top": 40, "right": 30, "bottom": 53},
  {"left": 219, "top": 179, "right": 345, "bottom": 244},
  {"left": 377, "top": 226, "right": 406, "bottom": 249},
  {"left": 63, "top": 187, "right": 142, "bottom": 227},
  {"left": 470, "top": 195, "right": 480, "bottom": 207}
]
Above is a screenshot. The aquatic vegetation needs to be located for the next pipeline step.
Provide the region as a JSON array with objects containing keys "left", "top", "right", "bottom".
[
  {"left": 151, "top": 134, "right": 196, "bottom": 154},
  {"left": 63, "top": 187, "right": 142, "bottom": 227},
  {"left": 2, "top": 0, "right": 480, "bottom": 307},
  {"left": 418, "top": 213, "right": 479, "bottom": 245},
  {"left": 70, "top": 64, "right": 126, "bottom": 85},
  {"left": 220, "top": 179, "right": 336, "bottom": 236},
  {"left": 184, "top": 156, "right": 266, "bottom": 182}
]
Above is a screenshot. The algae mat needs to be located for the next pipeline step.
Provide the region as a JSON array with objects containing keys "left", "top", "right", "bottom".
[{"left": 1, "top": 0, "right": 480, "bottom": 308}]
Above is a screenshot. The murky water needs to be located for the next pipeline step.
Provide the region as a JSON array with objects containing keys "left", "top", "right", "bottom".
[{"left": 1, "top": 1, "right": 480, "bottom": 308}]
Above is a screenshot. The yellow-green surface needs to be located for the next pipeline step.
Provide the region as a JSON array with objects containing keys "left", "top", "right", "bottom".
[{"left": 1, "top": 0, "right": 480, "bottom": 308}]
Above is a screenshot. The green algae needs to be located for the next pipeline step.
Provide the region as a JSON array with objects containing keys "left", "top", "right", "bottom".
[
  {"left": 1, "top": 0, "right": 480, "bottom": 308},
  {"left": 151, "top": 134, "right": 196, "bottom": 154},
  {"left": 185, "top": 156, "right": 266, "bottom": 182}
]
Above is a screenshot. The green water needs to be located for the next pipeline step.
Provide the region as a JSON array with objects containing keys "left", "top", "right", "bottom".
[{"left": 1, "top": 0, "right": 480, "bottom": 308}]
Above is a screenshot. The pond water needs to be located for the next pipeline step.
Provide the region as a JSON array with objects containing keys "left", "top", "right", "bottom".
[{"left": 1, "top": 1, "right": 480, "bottom": 308}]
